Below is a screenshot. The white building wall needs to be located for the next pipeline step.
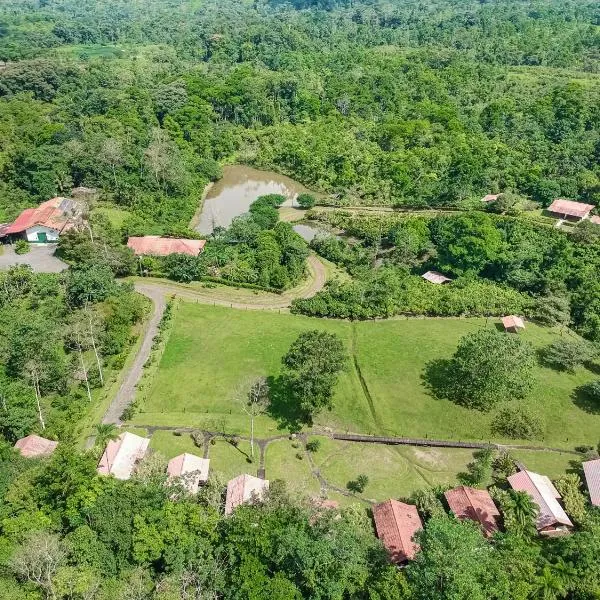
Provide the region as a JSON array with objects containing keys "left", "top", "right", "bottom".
[{"left": 25, "top": 225, "right": 60, "bottom": 242}]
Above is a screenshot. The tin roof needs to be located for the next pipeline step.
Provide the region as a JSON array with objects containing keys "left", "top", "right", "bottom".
[
  {"left": 372, "top": 500, "right": 422, "bottom": 563},
  {"left": 582, "top": 458, "right": 600, "bottom": 507},
  {"left": 167, "top": 453, "right": 210, "bottom": 494},
  {"left": 127, "top": 236, "right": 206, "bottom": 257},
  {"left": 422, "top": 270, "right": 452, "bottom": 285},
  {"left": 5, "top": 198, "right": 78, "bottom": 235},
  {"left": 97, "top": 432, "right": 150, "bottom": 480},
  {"left": 508, "top": 470, "right": 573, "bottom": 530},
  {"left": 225, "top": 474, "right": 269, "bottom": 515},
  {"left": 502, "top": 315, "right": 525, "bottom": 330},
  {"left": 482, "top": 194, "right": 501, "bottom": 202},
  {"left": 547, "top": 199, "right": 594, "bottom": 219},
  {"left": 14, "top": 434, "right": 58, "bottom": 458},
  {"left": 444, "top": 486, "right": 500, "bottom": 537}
]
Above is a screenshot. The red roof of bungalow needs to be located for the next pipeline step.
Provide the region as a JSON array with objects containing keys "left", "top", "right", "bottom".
[
  {"left": 502, "top": 315, "right": 525, "bottom": 331},
  {"left": 225, "top": 474, "right": 269, "bottom": 515},
  {"left": 547, "top": 199, "right": 594, "bottom": 219},
  {"left": 583, "top": 459, "right": 600, "bottom": 507},
  {"left": 5, "top": 197, "right": 78, "bottom": 235},
  {"left": 372, "top": 500, "right": 422, "bottom": 564},
  {"left": 14, "top": 434, "right": 58, "bottom": 458},
  {"left": 444, "top": 486, "right": 500, "bottom": 537},
  {"left": 167, "top": 453, "right": 210, "bottom": 494},
  {"left": 127, "top": 236, "right": 206, "bottom": 257},
  {"left": 422, "top": 270, "right": 452, "bottom": 285},
  {"left": 482, "top": 194, "right": 501, "bottom": 203}
]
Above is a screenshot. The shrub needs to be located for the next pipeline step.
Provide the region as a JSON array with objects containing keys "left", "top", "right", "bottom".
[
  {"left": 491, "top": 405, "right": 544, "bottom": 440},
  {"left": 540, "top": 338, "right": 596, "bottom": 373},
  {"left": 410, "top": 487, "right": 448, "bottom": 519},
  {"left": 14, "top": 239, "right": 30, "bottom": 254},
  {"left": 554, "top": 474, "right": 588, "bottom": 525},
  {"left": 163, "top": 253, "right": 202, "bottom": 283},
  {"left": 458, "top": 449, "right": 494, "bottom": 486},
  {"left": 296, "top": 193, "right": 317, "bottom": 209},
  {"left": 305, "top": 438, "right": 321, "bottom": 453},
  {"left": 492, "top": 451, "right": 517, "bottom": 478},
  {"left": 578, "top": 380, "right": 600, "bottom": 409}
]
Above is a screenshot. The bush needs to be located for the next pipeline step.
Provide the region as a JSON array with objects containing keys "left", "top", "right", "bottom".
[
  {"left": 458, "top": 449, "right": 494, "bottom": 486},
  {"left": 163, "top": 253, "right": 202, "bottom": 283},
  {"left": 577, "top": 380, "right": 600, "bottom": 411},
  {"left": 347, "top": 474, "right": 369, "bottom": 493},
  {"left": 296, "top": 193, "right": 316, "bottom": 209},
  {"left": 540, "top": 338, "right": 596, "bottom": 373},
  {"left": 554, "top": 474, "right": 588, "bottom": 525},
  {"left": 491, "top": 405, "right": 544, "bottom": 440},
  {"left": 305, "top": 438, "right": 321, "bottom": 453},
  {"left": 14, "top": 239, "right": 30, "bottom": 254}
]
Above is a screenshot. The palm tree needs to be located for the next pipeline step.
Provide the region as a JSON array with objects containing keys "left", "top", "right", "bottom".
[
  {"left": 95, "top": 423, "right": 119, "bottom": 450},
  {"left": 505, "top": 489, "right": 538, "bottom": 537},
  {"left": 530, "top": 565, "right": 568, "bottom": 600}
]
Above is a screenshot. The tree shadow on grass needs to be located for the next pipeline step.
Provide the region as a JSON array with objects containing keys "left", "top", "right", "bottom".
[
  {"left": 422, "top": 358, "right": 455, "bottom": 401},
  {"left": 266, "top": 375, "right": 311, "bottom": 432},
  {"left": 572, "top": 384, "right": 600, "bottom": 415}
]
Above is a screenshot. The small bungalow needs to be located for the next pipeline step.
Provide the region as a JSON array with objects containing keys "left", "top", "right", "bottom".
[
  {"left": 547, "top": 199, "right": 594, "bottom": 222},
  {"left": 482, "top": 194, "right": 501, "bottom": 203},
  {"left": 582, "top": 458, "right": 600, "bottom": 507},
  {"left": 225, "top": 474, "right": 269, "bottom": 515},
  {"left": 97, "top": 431, "right": 150, "bottom": 480},
  {"left": 167, "top": 453, "right": 210, "bottom": 494},
  {"left": 14, "top": 434, "right": 58, "bottom": 458},
  {"left": 372, "top": 499, "right": 423, "bottom": 564},
  {"left": 422, "top": 271, "right": 452, "bottom": 285},
  {"left": 127, "top": 236, "right": 206, "bottom": 257},
  {"left": 444, "top": 486, "right": 501, "bottom": 537},
  {"left": 1, "top": 197, "right": 80, "bottom": 243},
  {"left": 508, "top": 470, "right": 573, "bottom": 536},
  {"left": 502, "top": 315, "right": 525, "bottom": 333}
]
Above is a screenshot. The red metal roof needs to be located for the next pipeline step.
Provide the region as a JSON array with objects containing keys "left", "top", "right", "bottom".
[
  {"left": 583, "top": 459, "right": 600, "bottom": 507},
  {"left": 422, "top": 271, "right": 452, "bottom": 284},
  {"left": 372, "top": 500, "right": 422, "bottom": 563},
  {"left": 127, "top": 236, "right": 206, "bottom": 257},
  {"left": 547, "top": 199, "right": 594, "bottom": 219},
  {"left": 482, "top": 194, "right": 501, "bottom": 202},
  {"left": 225, "top": 474, "right": 269, "bottom": 515},
  {"left": 5, "top": 198, "right": 77, "bottom": 235},
  {"left": 502, "top": 315, "right": 525, "bottom": 330},
  {"left": 444, "top": 486, "right": 500, "bottom": 537},
  {"left": 14, "top": 434, "right": 58, "bottom": 458}
]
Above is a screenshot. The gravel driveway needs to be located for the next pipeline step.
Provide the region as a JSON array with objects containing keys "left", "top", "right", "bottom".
[{"left": 0, "top": 244, "right": 68, "bottom": 273}]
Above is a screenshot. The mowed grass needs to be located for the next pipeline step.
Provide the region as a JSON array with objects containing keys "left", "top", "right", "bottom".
[
  {"left": 149, "top": 430, "right": 202, "bottom": 459},
  {"left": 264, "top": 439, "right": 321, "bottom": 496},
  {"left": 130, "top": 303, "right": 600, "bottom": 449}
]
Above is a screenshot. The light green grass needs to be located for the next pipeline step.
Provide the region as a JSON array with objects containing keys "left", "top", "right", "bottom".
[
  {"left": 94, "top": 205, "right": 132, "bottom": 229},
  {"left": 123, "top": 427, "right": 149, "bottom": 438},
  {"left": 130, "top": 304, "right": 600, "bottom": 449},
  {"left": 207, "top": 439, "right": 256, "bottom": 480},
  {"left": 264, "top": 439, "right": 321, "bottom": 496},
  {"left": 149, "top": 430, "right": 202, "bottom": 459},
  {"left": 510, "top": 449, "right": 582, "bottom": 479}
]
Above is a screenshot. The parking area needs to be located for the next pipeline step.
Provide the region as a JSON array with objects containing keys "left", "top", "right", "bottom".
[{"left": 0, "top": 244, "right": 68, "bottom": 273}]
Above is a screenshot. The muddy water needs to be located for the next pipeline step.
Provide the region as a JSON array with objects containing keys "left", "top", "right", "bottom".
[
  {"left": 292, "top": 223, "right": 330, "bottom": 242},
  {"left": 196, "top": 165, "right": 311, "bottom": 234}
]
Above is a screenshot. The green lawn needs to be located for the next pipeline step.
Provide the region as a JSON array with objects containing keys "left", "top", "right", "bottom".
[
  {"left": 130, "top": 303, "right": 600, "bottom": 450},
  {"left": 207, "top": 439, "right": 256, "bottom": 480},
  {"left": 149, "top": 430, "right": 203, "bottom": 459},
  {"left": 264, "top": 439, "right": 321, "bottom": 497},
  {"left": 510, "top": 449, "right": 582, "bottom": 479},
  {"left": 94, "top": 204, "right": 132, "bottom": 229}
]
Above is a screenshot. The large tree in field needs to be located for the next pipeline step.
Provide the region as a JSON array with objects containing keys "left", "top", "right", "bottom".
[
  {"left": 432, "top": 328, "right": 535, "bottom": 410},
  {"left": 281, "top": 330, "right": 347, "bottom": 420}
]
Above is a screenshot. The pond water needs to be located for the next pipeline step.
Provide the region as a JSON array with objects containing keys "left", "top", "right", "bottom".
[
  {"left": 292, "top": 223, "right": 330, "bottom": 242},
  {"left": 196, "top": 165, "right": 311, "bottom": 234}
]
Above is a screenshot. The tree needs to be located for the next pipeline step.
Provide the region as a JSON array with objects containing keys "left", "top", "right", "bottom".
[
  {"left": 281, "top": 330, "right": 347, "bottom": 420},
  {"left": 496, "top": 489, "right": 538, "bottom": 538},
  {"left": 163, "top": 253, "right": 202, "bottom": 283},
  {"left": 237, "top": 376, "right": 269, "bottom": 459},
  {"left": 94, "top": 423, "right": 119, "bottom": 451},
  {"left": 491, "top": 405, "right": 544, "bottom": 440},
  {"left": 296, "top": 193, "right": 316, "bottom": 209},
  {"left": 530, "top": 565, "right": 568, "bottom": 600},
  {"left": 433, "top": 328, "right": 535, "bottom": 410},
  {"left": 65, "top": 264, "right": 118, "bottom": 306},
  {"left": 540, "top": 338, "right": 596, "bottom": 373}
]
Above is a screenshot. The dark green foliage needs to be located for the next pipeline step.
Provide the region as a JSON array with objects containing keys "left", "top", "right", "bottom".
[
  {"left": 296, "top": 193, "right": 316, "bottom": 209},
  {"left": 163, "top": 253, "right": 203, "bottom": 283},
  {"left": 347, "top": 474, "right": 369, "bottom": 493},
  {"left": 13, "top": 240, "right": 29, "bottom": 255},
  {"left": 540, "top": 338, "right": 597, "bottom": 373},
  {"left": 458, "top": 449, "right": 494, "bottom": 487},
  {"left": 491, "top": 406, "right": 544, "bottom": 441},
  {"left": 305, "top": 438, "right": 321, "bottom": 452},
  {"left": 428, "top": 328, "right": 535, "bottom": 411},
  {"left": 65, "top": 265, "right": 119, "bottom": 306}
]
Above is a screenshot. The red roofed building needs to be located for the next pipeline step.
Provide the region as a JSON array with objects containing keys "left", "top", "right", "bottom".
[
  {"left": 225, "top": 474, "right": 269, "bottom": 515},
  {"left": 482, "top": 194, "right": 501, "bottom": 203},
  {"left": 97, "top": 432, "right": 150, "bottom": 480},
  {"left": 167, "top": 453, "right": 210, "bottom": 494},
  {"left": 127, "top": 236, "right": 206, "bottom": 257},
  {"left": 508, "top": 470, "right": 573, "bottom": 534},
  {"left": 502, "top": 315, "right": 525, "bottom": 333},
  {"left": 444, "top": 486, "right": 500, "bottom": 537},
  {"left": 547, "top": 199, "right": 594, "bottom": 221},
  {"left": 14, "top": 434, "right": 58, "bottom": 458},
  {"left": 422, "top": 270, "right": 452, "bottom": 285},
  {"left": 3, "top": 197, "right": 80, "bottom": 242},
  {"left": 582, "top": 458, "right": 600, "bottom": 507},
  {"left": 372, "top": 500, "right": 422, "bottom": 564}
]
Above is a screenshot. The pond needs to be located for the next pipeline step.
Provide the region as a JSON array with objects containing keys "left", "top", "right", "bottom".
[
  {"left": 195, "top": 165, "right": 311, "bottom": 234},
  {"left": 292, "top": 223, "right": 332, "bottom": 242}
]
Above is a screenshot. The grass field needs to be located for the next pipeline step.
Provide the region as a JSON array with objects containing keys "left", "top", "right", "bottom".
[{"left": 130, "top": 302, "right": 600, "bottom": 450}]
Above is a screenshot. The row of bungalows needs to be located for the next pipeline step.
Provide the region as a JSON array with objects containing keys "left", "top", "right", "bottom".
[{"left": 372, "top": 465, "right": 590, "bottom": 566}]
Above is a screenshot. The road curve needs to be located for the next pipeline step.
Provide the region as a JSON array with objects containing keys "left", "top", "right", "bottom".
[{"left": 100, "top": 255, "right": 327, "bottom": 425}]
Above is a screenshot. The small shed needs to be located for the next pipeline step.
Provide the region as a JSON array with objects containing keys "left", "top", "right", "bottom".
[
  {"left": 502, "top": 315, "right": 525, "bottom": 333},
  {"left": 97, "top": 432, "right": 150, "bottom": 480},
  {"left": 582, "top": 458, "right": 600, "bottom": 507},
  {"left": 482, "top": 194, "right": 501, "bottom": 203},
  {"left": 14, "top": 434, "right": 58, "bottom": 458},
  {"left": 444, "top": 486, "right": 501, "bottom": 537},
  {"left": 547, "top": 199, "right": 594, "bottom": 222},
  {"left": 225, "top": 474, "right": 269, "bottom": 515},
  {"left": 372, "top": 499, "right": 423, "bottom": 564},
  {"left": 127, "top": 236, "right": 206, "bottom": 257},
  {"left": 167, "top": 453, "right": 210, "bottom": 494},
  {"left": 422, "top": 271, "right": 452, "bottom": 285}
]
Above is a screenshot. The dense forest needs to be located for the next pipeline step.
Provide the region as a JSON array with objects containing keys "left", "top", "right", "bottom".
[{"left": 1, "top": 0, "right": 600, "bottom": 598}]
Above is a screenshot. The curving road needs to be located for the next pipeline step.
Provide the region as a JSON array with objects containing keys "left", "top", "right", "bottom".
[{"left": 100, "top": 255, "right": 327, "bottom": 425}]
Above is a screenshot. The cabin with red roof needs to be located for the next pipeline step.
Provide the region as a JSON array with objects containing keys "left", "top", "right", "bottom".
[
  {"left": 444, "top": 486, "right": 501, "bottom": 537},
  {"left": 14, "top": 434, "right": 58, "bottom": 458},
  {"left": 372, "top": 500, "right": 423, "bottom": 564},
  {"left": 547, "top": 199, "right": 594, "bottom": 222},
  {"left": 224, "top": 474, "right": 269, "bottom": 515},
  {"left": 167, "top": 453, "right": 210, "bottom": 494}
]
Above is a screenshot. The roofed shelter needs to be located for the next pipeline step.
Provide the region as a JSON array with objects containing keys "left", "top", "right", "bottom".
[
  {"left": 225, "top": 474, "right": 269, "bottom": 515},
  {"left": 502, "top": 315, "right": 525, "bottom": 333},
  {"left": 508, "top": 470, "right": 573, "bottom": 535},
  {"left": 167, "top": 453, "right": 210, "bottom": 494},
  {"left": 582, "top": 458, "right": 600, "bottom": 507},
  {"left": 97, "top": 432, "right": 150, "bottom": 480},
  {"left": 372, "top": 500, "right": 422, "bottom": 564},
  {"left": 547, "top": 199, "right": 594, "bottom": 222},
  {"left": 422, "top": 271, "right": 452, "bottom": 285},
  {"left": 444, "top": 486, "right": 500, "bottom": 537},
  {"left": 14, "top": 434, "right": 58, "bottom": 458},
  {"left": 127, "top": 236, "right": 206, "bottom": 257},
  {"left": 482, "top": 194, "right": 501, "bottom": 203}
]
